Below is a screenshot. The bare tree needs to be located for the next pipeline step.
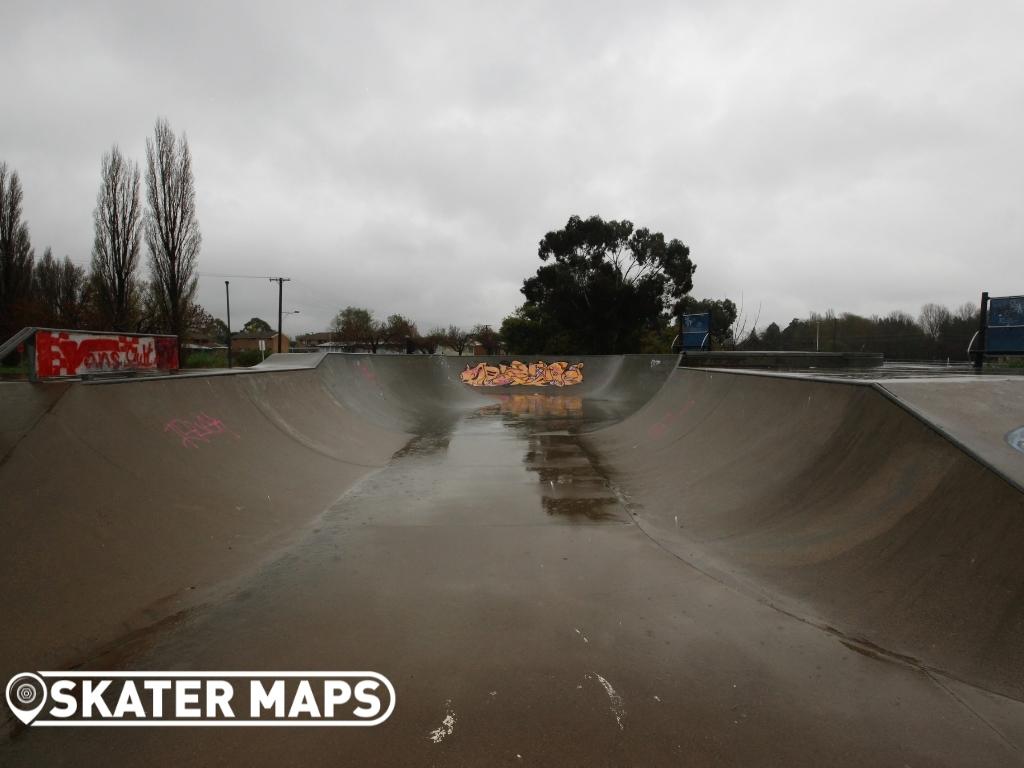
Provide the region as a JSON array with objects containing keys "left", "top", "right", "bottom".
[
  {"left": 91, "top": 146, "right": 143, "bottom": 331},
  {"left": 57, "top": 256, "right": 90, "bottom": 328},
  {"left": 333, "top": 306, "right": 377, "bottom": 350},
  {"left": 33, "top": 247, "right": 60, "bottom": 324},
  {"left": 445, "top": 325, "right": 470, "bottom": 355},
  {"left": 420, "top": 326, "right": 446, "bottom": 354},
  {"left": 145, "top": 117, "right": 201, "bottom": 352},
  {"left": 918, "top": 303, "right": 952, "bottom": 339},
  {"left": 955, "top": 301, "right": 977, "bottom": 323},
  {"left": 0, "top": 162, "right": 35, "bottom": 341},
  {"left": 472, "top": 324, "right": 501, "bottom": 355},
  {"left": 33, "top": 248, "right": 90, "bottom": 328},
  {"left": 383, "top": 314, "right": 416, "bottom": 344}
]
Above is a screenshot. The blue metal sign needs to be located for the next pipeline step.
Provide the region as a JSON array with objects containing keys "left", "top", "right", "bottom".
[
  {"left": 988, "top": 295, "right": 1024, "bottom": 353},
  {"left": 681, "top": 312, "right": 711, "bottom": 351}
]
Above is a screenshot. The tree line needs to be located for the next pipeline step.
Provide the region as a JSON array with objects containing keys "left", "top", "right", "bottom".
[
  {"left": 739, "top": 302, "right": 981, "bottom": 361},
  {"left": 316, "top": 307, "right": 501, "bottom": 355},
  {"left": 0, "top": 117, "right": 202, "bottom": 362},
  {"left": 495, "top": 214, "right": 983, "bottom": 361},
  {"left": 4, "top": 183, "right": 986, "bottom": 366}
]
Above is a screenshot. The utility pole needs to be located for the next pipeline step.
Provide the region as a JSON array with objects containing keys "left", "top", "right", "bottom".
[
  {"left": 269, "top": 277, "right": 291, "bottom": 354},
  {"left": 225, "top": 281, "right": 232, "bottom": 369}
]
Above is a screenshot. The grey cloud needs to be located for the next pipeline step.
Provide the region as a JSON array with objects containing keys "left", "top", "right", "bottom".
[{"left": 2, "top": 0, "right": 1022, "bottom": 337}]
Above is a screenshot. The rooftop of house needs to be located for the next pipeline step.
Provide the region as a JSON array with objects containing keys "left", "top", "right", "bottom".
[
  {"left": 233, "top": 330, "right": 285, "bottom": 340},
  {"left": 296, "top": 332, "right": 336, "bottom": 342}
]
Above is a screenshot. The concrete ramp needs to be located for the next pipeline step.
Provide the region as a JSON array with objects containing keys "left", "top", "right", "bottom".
[
  {"left": 588, "top": 367, "right": 1024, "bottom": 700},
  {"left": 1, "top": 354, "right": 1022, "bottom": 766}
]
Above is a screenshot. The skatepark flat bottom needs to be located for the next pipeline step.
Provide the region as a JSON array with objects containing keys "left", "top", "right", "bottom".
[{"left": 1, "top": 354, "right": 1022, "bottom": 766}]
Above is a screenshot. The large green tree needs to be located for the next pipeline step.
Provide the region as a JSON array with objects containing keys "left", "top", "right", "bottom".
[
  {"left": 501, "top": 215, "right": 695, "bottom": 354},
  {"left": 332, "top": 306, "right": 378, "bottom": 350},
  {"left": 243, "top": 317, "right": 273, "bottom": 333}
]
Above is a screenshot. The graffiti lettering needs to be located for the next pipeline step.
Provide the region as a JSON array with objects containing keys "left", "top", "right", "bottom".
[
  {"left": 647, "top": 399, "right": 697, "bottom": 440},
  {"left": 35, "top": 330, "right": 178, "bottom": 378},
  {"left": 164, "top": 413, "right": 238, "bottom": 449},
  {"left": 460, "top": 360, "right": 584, "bottom": 387}
]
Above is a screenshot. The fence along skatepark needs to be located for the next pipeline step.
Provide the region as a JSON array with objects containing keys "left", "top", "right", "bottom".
[{"left": 1, "top": 352, "right": 1023, "bottom": 765}]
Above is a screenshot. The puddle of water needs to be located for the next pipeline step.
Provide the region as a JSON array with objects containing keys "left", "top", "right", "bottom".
[{"left": 327, "top": 392, "right": 640, "bottom": 527}]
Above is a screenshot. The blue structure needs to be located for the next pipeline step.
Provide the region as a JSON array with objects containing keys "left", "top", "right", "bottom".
[
  {"left": 987, "top": 295, "right": 1024, "bottom": 354},
  {"left": 680, "top": 312, "right": 711, "bottom": 351}
]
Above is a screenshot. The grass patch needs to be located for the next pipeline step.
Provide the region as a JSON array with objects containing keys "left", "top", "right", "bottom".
[{"left": 181, "top": 349, "right": 266, "bottom": 368}]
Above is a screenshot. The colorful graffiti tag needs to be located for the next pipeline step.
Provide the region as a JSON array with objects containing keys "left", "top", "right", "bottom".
[
  {"left": 164, "top": 412, "right": 238, "bottom": 449},
  {"left": 34, "top": 330, "right": 178, "bottom": 378},
  {"left": 460, "top": 360, "right": 584, "bottom": 387}
]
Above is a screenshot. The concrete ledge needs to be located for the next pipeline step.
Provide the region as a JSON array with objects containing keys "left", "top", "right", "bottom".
[{"left": 679, "top": 350, "right": 884, "bottom": 369}]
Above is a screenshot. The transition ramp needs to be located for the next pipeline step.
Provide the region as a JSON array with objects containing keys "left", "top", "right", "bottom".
[{"left": 1, "top": 352, "right": 1023, "bottom": 765}]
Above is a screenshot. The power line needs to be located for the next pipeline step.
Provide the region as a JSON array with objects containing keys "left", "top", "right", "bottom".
[{"left": 198, "top": 272, "right": 277, "bottom": 279}]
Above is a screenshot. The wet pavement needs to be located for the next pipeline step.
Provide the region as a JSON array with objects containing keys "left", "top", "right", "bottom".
[{"left": 3, "top": 390, "right": 1022, "bottom": 766}]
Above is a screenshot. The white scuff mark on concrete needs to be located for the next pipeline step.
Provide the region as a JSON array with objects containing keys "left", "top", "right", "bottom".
[
  {"left": 586, "top": 673, "right": 625, "bottom": 730},
  {"left": 1008, "top": 425, "right": 1024, "bottom": 454},
  {"left": 574, "top": 627, "right": 589, "bottom": 643},
  {"left": 428, "top": 699, "right": 456, "bottom": 744},
  {"left": 489, "top": 690, "right": 497, "bottom": 696},
  {"left": 653, "top": 695, "right": 661, "bottom": 702}
]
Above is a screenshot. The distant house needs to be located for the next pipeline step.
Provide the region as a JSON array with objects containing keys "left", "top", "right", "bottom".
[
  {"left": 294, "top": 332, "right": 337, "bottom": 351},
  {"left": 232, "top": 331, "right": 290, "bottom": 354},
  {"left": 184, "top": 332, "right": 227, "bottom": 351},
  {"left": 468, "top": 339, "right": 505, "bottom": 356}
]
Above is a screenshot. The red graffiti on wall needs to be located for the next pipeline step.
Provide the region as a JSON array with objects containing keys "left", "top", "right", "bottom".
[
  {"left": 164, "top": 412, "right": 238, "bottom": 449},
  {"left": 356, "top": 361, "right": 378, "bottom": 382},
  {"left": 647, "top": 399, "right": 697, "bottom": 440},
  {"left": 35, "top": 330, "right": 178, "bottom": 378}
]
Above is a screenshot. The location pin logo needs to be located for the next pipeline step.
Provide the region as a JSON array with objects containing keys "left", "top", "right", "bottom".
[{"left": 5, "top": 673, "right": 47, "bottom": 725}]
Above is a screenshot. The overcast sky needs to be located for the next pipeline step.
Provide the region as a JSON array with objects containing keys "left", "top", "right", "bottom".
[{"left": 3, "top": 0, "right": 1022, "bottom": 335}]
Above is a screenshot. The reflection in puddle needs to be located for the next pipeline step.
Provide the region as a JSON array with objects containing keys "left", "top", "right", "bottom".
[
  {"left": 393, "top": 432, "right": 451, "bottom": 457},
  {"left": 473, "top": 398, "right": 632, "bottom": 525},
  {"left": 542, "top": 497, "right": 624, "bottom": 522},
  {"left": 478, "top": 394, "right": 584, "bottom": 418},
  {"left": 373, "top": 392, "right": 634, "bottom": 526}
]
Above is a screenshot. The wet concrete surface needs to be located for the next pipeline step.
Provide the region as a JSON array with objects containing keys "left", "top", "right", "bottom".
[{"left": 4, "top": 390, "right": 1021, "bottom": 766}]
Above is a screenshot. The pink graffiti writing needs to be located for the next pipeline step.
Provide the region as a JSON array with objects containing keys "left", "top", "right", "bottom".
[
  {"left": 164, "top": 412, "right": 238, "bottom": 449},
  {"left": 647, "top": 399, "right": 697, "bottom": 440}
]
